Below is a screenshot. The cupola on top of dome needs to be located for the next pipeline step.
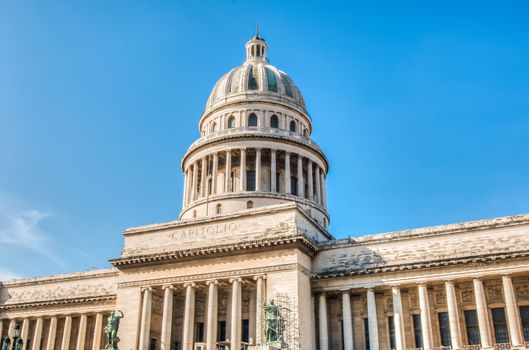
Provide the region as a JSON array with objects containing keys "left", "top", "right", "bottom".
[{"left": 205, "top": 33, "right": 308, "bottom": 116}]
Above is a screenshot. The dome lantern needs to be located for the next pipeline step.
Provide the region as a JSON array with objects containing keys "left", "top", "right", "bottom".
[{"left": 245, "top": 30, "right": 268, "bottom": 61}]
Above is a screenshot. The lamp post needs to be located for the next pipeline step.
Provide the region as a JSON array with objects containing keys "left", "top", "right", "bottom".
[{"left": 2, "top": 322, "right": 23, "bottom": 350}]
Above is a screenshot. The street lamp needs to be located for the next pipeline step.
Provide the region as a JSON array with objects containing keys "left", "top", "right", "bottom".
[{"left": 1, "top": 323, "right": 23, "bottom": 350}]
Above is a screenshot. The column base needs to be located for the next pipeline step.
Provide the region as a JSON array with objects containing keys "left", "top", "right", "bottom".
[{"left": 248, "top": 345, "right": 282, "bottom": 350}]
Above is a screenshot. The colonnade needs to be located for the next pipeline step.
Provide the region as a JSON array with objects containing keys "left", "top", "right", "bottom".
[
  {"left": 182, "top": 148, "right": 327, "bottom": 209},
  {"left": 138, "top": 275, "right": 266, "bottom": 350},
  {"left": 316, "top": 275, "right": 527, "bottom": 350},
  {"left": 1, "top": 313, "right": 106, "bottom": 350}
]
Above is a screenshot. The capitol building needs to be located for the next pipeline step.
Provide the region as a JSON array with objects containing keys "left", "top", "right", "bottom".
[{"left": 1, "top": 34, "right": 529, "bottom": 350}]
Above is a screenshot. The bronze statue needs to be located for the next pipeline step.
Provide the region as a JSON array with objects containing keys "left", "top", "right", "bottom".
[
  {"left": 263, "top": 301, "right": 284, "bottom": 344},
  {"left": 104, "top": 311, "right": 124, "bottom": 350}
]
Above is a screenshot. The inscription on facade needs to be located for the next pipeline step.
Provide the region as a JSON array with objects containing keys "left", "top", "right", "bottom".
[{"left": 170, "top": 223, "right": 239, "bottom": 241}]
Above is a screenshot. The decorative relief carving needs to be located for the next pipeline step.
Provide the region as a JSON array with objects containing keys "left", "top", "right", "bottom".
[
  {"left": 242, "top": 291, "right": 251, "bottom": 314},
  {"left": 384, "top": 296, "right": 393, "bottom": 313},
  {"left": 152, "top": 294, "right": 163, "bottom": 313},
  {"left": 460, "top": 289, "right": 474, "bottom": 304},
  {"left": 487, "top": 285, "right": 503, "bottom": 303},
  {"left": 408, "top": 293, "right": 418, "bottom": 310},
  {"left": 514, "top": 284, "right": 529, "bottom": 300},
  {"left": 434, "top": 290, "right": 446, "bottom": 306},
  {"left": 195, "top": 294, "right": 206, "bottom": 316}
]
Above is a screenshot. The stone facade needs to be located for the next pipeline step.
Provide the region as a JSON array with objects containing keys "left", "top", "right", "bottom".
[{"left": 1, "top": 34, "right": 529, "bottom": 350}]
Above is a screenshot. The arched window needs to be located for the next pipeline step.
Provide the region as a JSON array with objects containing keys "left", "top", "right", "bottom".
[
  {"left": 246, "top": 201, "right": 254, "bottom": 209},
  {"left": 266, "top": 68, "right": 278, "bottom": 92},
  {"left": 211, "top": 122, "right": 217, "bottom": 133},
  {"left": 270, "top": 114, "right": 279, "bottom": 128},
  {"left": 248, "top": 113, "right": 258, "bottom": 127},
  {"left": 303, "top": 128, "right": 308, "bottom": 136},
  {"left": 192, "top": 210, "right": 197, "bottom": 218},
  {"left": 289, "top": 120, "right": 297, "bottom": 132},
  {"left": 227, "top": 116, "right": 236, "bottom": 129},
  {"left": 216, "top": 204, "right": 222, "bottom": 215}
]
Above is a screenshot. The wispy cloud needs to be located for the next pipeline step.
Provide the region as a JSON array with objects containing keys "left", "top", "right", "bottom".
[{"left": 0, "top": 197, "right": 66, "bottom": 267}]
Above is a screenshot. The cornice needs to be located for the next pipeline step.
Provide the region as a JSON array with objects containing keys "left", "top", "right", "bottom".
[
  {"left": 1, "top": 268, "right": 118, "bottom": 288},
  {"left": 0, "top": 295, "right": 116, "bottom": 310},
  {"left": 312, "top": 249, "right": 529, "bottom": 280},
  {"left": 319, "top": 213, "right": 529, "bottom": 250},
  {"left": 110, "top": 234, "right": 318, "bottom": 268}
]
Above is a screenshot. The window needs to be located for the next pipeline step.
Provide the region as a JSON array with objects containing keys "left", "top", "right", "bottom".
[
  {"left": 149, "top": 338, "right": 156, "bottom": 350},
  {"left": 248, "top": 66, "right": 259, "bottom": 90},
  {"left": 228, "top": 116, "right": 236, "bottom": 129},
  {"left": 248, "top": 113, "right": 258, "bottom": 127},
  {"left": 464, "top": 310, "right": 481, "bottom": 345},
  {"left": 218, "top": 321, "right": 227, "bottom": 341},
  {"left": 216, "top": 204, "right": 222, "bottom": 215},
  {"left": 412, "top": 314, "right": 423, "bottom": 348},
  {"left": 247, "top": 170, "right": 256, "bottom": 191},
  {"left": 192, "top": 210, "right": 197, "bottom": 218},
  {"left": 246, "top": 201, "right": 254, "bottom": 209},
  {"left": 195, "top": 322, "right": 205, "bottom": 342},
  {"left": 266, "top": 68, "right": 278, "bottom": 92},
  {"left": 289, "top": 120, "right": 296, "bottom": 132},
  {"left": 364, "top": 318, "right": 370, "bottom": 350},
  {"left": 211, "top": 122, "right": 217, "bottom": 132},
  {"left": 270, "top": 114, "right": 279, "bottom": 128},
  {"left": 242, "top": 319, "right": 250, "bottom": 343},
  {"left": 282, "top": 75, "right": 294, "bottom": 97},
  {"left": 491, "top": 308, "right": 509, "bottom": 344},
  {"left": 438, "top": 312, "right": 452, "bottom": 347},
  {"left": 291, "top": 176, "right": 298, "bottom": 195},
  {"left": 388, "top": 316, "right": 396, "bottom": 350},
  {"left": 521, "top": 306, "right": 529, "bottom": 341}
]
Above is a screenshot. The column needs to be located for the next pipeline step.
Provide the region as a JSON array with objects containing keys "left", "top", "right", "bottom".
[
  {"left": 76, "top": 315, "right": 87, "bottom": 350},
  {"left": 61, "top": 316, "right": 72, "bottom": 350},
  {"left": 8, "top": 319, "right": 15, "bottom": 343},
  {"left": 225, "top": 149, "right": 232, "bottom": 192},
  {"left": 230, "top": 278, "right": 242, "bottom": 350},
  {"left": 307, "top": 160, "right": 313, "bottom": 200},
  {"left": 206, "top": 280, "right": 219, "bottom": 350},
  {"left": 92, "top": 313, "right": 103, "bottom": 350},
  {"left": 182, "top": 169, "right": 188, "bottom": 207},
  {"left": 240, "top": 149, "right": 246, "bottom": 192},
  {"left": 249, "top": 289, "right": 256, "bottom": 345},
  {"left": 161, "top": 285, "right": 175, "bottom": 350},
  {"left": 391, "top": 286, "right": 406, "bottom": 350},
  {"left": 285, "top": 152, "right": 291, "bottom": 194},
  {"left": 445, "top": 281, "right": 462, "bottom": 350},
  {"left": 321, "top": 171, "right": 327, "bottom": 208},
  {"left": 270, "top": 149, "right": 277, "bottom": 192},
  {"left": 212, "top": 152, "right": 219, "bottom": 195},
  {"left": 138, "top": 287, "right": 153, "bottom": 350},
  {"left": 418, "top": 283, "right": 434, "bottom": 350},
  {"left": 502, "top": 275, "right": 524, "bottom": 347},
  {"left": 254, "top": 275, "right": 266, "bottom": 344},
  {"left": 315, "top": 165, "right": 321, "bottom": 204},
  {"left": 473, "top": 278, "right": 493, "bottom": 349},
  {"left": 191, "top": 161, "right": 198, "bottom": 201},
  {"left": 21, "top": 318, "right": 29, "bottom": 350},
  {"left": 200, "top": 156, "right": 208, "bottom": 197},
  {"left": 32, "top": 318, "right": 44, "bottom": 350},
  {"left": 367, "top": 288, "right": 380, "bottom": 350},
  {"left": 297, "top": 155, "right": 304, "bottom": 197},
  {"left": 311, "top": 295, "right": 317, "bottom": 350},
  {"left": 318, "top": 292, "right": 329, "bottom": 350},
  {"left": 185, "top": 167, "right": 192, "bottom": 204},
  {"left": 46, "top": 317, "right": 57, "bottom": 350},
  {"left": 182, "top": 283, "right": 196, "bottom": 350},
  {"left": 255, "top": 148, "right": 262, "bottom": 192},
  {"left": 342, "top": 291, "right": 354, "bottom": 350}
]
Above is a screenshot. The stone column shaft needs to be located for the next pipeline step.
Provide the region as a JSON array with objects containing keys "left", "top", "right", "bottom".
[
  {"left": 76, "top": 315, "right": 87, "bottom": 350},
  {"left": 473, "top": 278, "right": 493, "bottom": 349},
  {"left": 418, "top": 283, "right": 434, "bottom": 350},
  {"left": 255, "top": 148, "right": 262, "bottom": 192},
  {"left": 240, "top": 149, "right": 247, "bottom": 192},
  {"left": 138, "top": 287, "right": 153, "bottom": 350},
  {"left": 255, "top": 275, "right": 266, "bottom": 344},
  {"left": 32, "top": 318, "right": 44, "bottom": 350},
  {"left": 182, "top": 283, "right": 196, "bottom": 350},
  {"left": 502, "top": 275, "right": 524, "bottom": 347},
  {"left": 297, "top": 155, "right": 304, "bottom": 197},
  {"left": 225, "top": 150, "right": 232, "bottom": 192},
  {"left": 191, "top": 161, "right": 198, "bottom": 201},
  {"left": 46, "top": 317, "right": 58, "bottom": 350},
  {"left": 315, "top": 165, "right": 321, "bottom": 204},
  {"left": 367, "top": 288, "right": 380, "bottom": 350},
  {"left": 307, "top": 160, "right": 313, "bottom": 200},
  {"left": 161, "top": 286, "right": 175, "bottom": 350},
  {"left": 342, "top": 291, "right": 354, "bottom": 350},
  {"left": 212, "top": 153, "right": 219, "bottom": 195},
  {"left": 230, "top": 278, "right": 242, "bottom": 350},
  {"left": 270, "top": 149, "right": 277, "bottom": 192},
  {"left": 321, "top": 171, "right": 327, "bottom": 208},
  {"left": 391, "top": 286, "right": 406, "bottom": 350},
  {"left": 61, "top": 316, "right": 72, "bottom": 350},
  {"left": 182, "top": 169, "right": 188, "bottom": 207},
  {"left": 92, "top": 313, "right": 103, "bottom": 350},
  {"left": 318, "top": 293, "right": 329, "bottom": 350},
  {"left": 311, "top": 295, "right": 317, "bottom": 350},
  {"left": 200, "top": 156, "right": 208, "bottom": 197},
  {"left": 285, "top": 152, "right": 291, "bottom": 194},
  {"left": 206, "top": 280, "right": 219, "bottom": 350},
  {"left": 21, "top": 318, "right": 29, "bottom": 350},
  {"left": 445, "top": 281, "right": 462, "bottom": 350}
]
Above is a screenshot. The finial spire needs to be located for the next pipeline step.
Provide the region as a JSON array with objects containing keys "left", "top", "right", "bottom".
[{"left": 256, "top": 21, "right": 259, "bottom": 37}]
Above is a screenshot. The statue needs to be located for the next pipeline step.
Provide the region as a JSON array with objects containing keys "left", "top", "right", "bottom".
[
  {"left": 104, "top": 311, "right": 124, "bottom": 350},
  {"left": 263, "top": 301, "right": 284, "bottom": 346}
]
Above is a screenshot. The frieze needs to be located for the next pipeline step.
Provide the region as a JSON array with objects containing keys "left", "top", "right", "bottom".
[
  {"left": 152, "top": 294, "right": 163, "bottom": 314},
  {"left": 460, "top": 288, "right": 474, "bottom": 304},
  {"left": 486, "top": 284, "right": 503, "bottom": 303},
  {"left": 434, "top": 290, "right": 446, "bottom": 306},
  {"left": 514, "top": 284, "right": 529, "bottom": 300},
  {"left": 117, "top": 263, "right": 301, "bottom": 288},
  {"left": 0, "top": 295, "right": 116, "bottom": 310},
  {"left": 0, "top": 283, "right": 116, "bottom": 305}
]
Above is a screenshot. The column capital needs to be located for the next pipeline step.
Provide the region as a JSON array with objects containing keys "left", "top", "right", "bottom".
[
  {"left": 162, "top": 284, "right": 175, "bottom": 290},
  {"left": 255, "top": 147, "right": 262, "bottom": 151},
  {"left": 141, "top": 286, "right": 154, "bottom": 292},
  {"left": 253, "top": 274, "right": 266, "bottom": 281},
  {"left": 501, "top": 273, "right": 512, "bottom": 278},
  {"left": 417, "top": 281, "right": 429, "bottom": 287},
  {"left": 340, "top": 288, "right": 351, "bottom": 294},
  {"left": 366, "top": 287, "right": 376, "bottom": 293},
  {"left": 270, "top": 148, "right": 277, "bottom": 153},
  {"left": 229, "top": 277, "right": 243, "bottom": 283},
  {"left": 183, "top": 282, "right": 197, "bottom": 288},
  {"left": 206, "top": 279, "right": 219, "bottom": 286}
]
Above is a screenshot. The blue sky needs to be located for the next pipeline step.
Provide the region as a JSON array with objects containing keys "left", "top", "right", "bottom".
[{"left": 1, "top": 1, "right": 528, "bottom": 279}]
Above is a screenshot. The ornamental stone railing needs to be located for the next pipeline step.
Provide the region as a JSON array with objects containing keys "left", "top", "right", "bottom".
[{"left": 187, "top": 127, "right": 323, "bottom": 153}]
